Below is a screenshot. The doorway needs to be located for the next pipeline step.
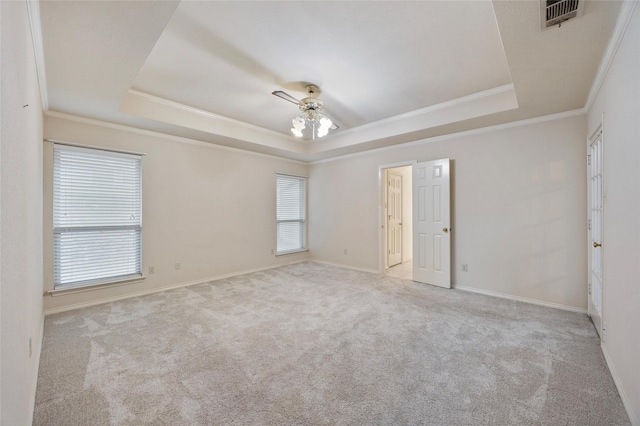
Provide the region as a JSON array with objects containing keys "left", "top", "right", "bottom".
[
  {"left": 381, "top": 165, "right": 413, "bottom": 277},
  {"left": 379, "top": 159, "right": 452, "bottom": 288},
  {"left": 588, "top": 127, "right": 604, "bottom": 338}
]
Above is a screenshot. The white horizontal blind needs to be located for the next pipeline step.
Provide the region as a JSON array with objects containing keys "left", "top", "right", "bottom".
[
  {"left": 54, "top": 144, "right": 142, "bottom": 288},
  {"left": 276, "top": 174, "right": 306, "bottom": 254}
]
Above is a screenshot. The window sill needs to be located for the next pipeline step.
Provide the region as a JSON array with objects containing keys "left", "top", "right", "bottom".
[
  {"left": 276, "top": 249, "right": 309, "bottom": 257},
  {"left": 45, "top": 275, "right": 146, "bottom": 297}
]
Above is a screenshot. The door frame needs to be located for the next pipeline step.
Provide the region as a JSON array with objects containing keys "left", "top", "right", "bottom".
[{"left": 378, "top": 161, "right": 417, "bottom": 274}]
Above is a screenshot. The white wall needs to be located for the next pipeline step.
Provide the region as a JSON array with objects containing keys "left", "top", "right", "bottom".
[
  {"left": 0, "top": 1, "right": 44, "bottom": 424},
  {"left": 587, "top": 3, "right": 640, "bottom": 423},
  {"left": 309, "top": 114, "right": 588, "bottom": 310},
  {"left": 43, "top": 116, "right": 309, "bottom": 312}
]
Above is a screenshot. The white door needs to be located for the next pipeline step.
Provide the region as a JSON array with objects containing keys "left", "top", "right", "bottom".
[
  {"left": 588, "top": 131, "right": 603, "bottom": 337},
  {"left": 387, "top": 171, "right": 403, "bottom": 267},
  {"left": 412, "top": 159, "right": 451, "bottom": 288}
]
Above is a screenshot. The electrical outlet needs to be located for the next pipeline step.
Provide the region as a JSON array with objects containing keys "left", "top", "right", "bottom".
[
  {"left": 603, "top": 322, "right": 607, "bottom": 339},
  {"left": 29, "top": 337, "right": 32, "bottom": 358},
  {"left": 175, "top": 262, "right": 181, "bottom": 270},
  {"left": 344, "top": 249, "right": 348, "bottom": 255},
  {"left": 462, "top": 264, "right": 468, "bottom": 272},
  {"left": 149, "top": 266, "right": 155, "bottom": 275}
]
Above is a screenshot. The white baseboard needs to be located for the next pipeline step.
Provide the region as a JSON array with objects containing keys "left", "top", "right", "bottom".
[
  {"left": 44, "top": 260, "right": 308, "bottom": 315},
  {"left": 455, "top": 285, "right": 587, "bottom": 314},
  {"left": 309, "top": 259, "right": 379, "bottom": 275},
  {"left": 601, "top": 343, "right": 638, "bottom": 425}
]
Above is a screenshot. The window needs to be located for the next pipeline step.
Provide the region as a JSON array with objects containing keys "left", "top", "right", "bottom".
[
  {"left": 53, "top": 144, "right": 142, "bottom": 289},
  {"left": 276, "top": 174, "right": 306, "bottom": 254}
]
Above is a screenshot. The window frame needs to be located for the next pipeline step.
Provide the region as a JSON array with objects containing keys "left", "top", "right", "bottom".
[
  {"left": 276, "top": 173, "right": 307, "bottom": 256},
  {"left": 52, "top": 143, "right": 144, "bottom": 290}
]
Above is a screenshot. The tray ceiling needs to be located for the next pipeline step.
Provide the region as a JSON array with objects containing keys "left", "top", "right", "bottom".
[{"left": 38, "top": 1, "right": 622, "bottom": 161}]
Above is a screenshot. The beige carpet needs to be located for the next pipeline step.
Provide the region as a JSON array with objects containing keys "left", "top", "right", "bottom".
[{"left": 34, "top": 262, "right": 630, "bottom": 425}]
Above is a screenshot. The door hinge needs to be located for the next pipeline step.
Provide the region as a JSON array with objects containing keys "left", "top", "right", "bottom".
[
  {"left": 388, "top": 249, "right": 391, "bottom": 254},
  {"left": 587, "top": 154, "right": 591, "bottom": 166},
  {"left": 588, "top": 219, "right": 591, "bottom": 231},
  {"left": 588, "top": 282, "right": 592, "bottom": 295}
]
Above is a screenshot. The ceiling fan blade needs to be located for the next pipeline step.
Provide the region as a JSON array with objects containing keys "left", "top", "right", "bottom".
[{"left": 272, "top": 90, "right": 301, "bottom": 105}]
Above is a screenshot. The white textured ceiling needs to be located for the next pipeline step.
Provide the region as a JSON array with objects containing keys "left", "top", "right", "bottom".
[{"left": 38, "top": 1, "right": 622, "bottom": 161}]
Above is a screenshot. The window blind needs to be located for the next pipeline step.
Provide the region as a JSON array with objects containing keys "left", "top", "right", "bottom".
[
  {"left": 276, "top": 174, "right": 306, "bottom": 254},
  {"left": 53, "top": 144, "right": 142, "bottom": 288}
]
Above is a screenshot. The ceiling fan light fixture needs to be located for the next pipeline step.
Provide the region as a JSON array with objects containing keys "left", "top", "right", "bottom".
[
  {"left": 277, "top": 84, "right": 336, "bottom": 140},
  {"left": 293, "top": 100, "right": 333, "bottom": 139},
  {"left": 291, "top": 116, "right": 306, "bottom": 137},
  {"left": 317, "top": 116, "right": 333, "bottom": 138}
]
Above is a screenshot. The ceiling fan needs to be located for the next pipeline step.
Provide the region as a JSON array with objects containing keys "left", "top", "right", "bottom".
[{"left": 272, "top": 84, "right": 339, "bottom": 139}]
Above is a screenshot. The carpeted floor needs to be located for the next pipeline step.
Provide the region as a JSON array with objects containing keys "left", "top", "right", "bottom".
[{"left": 33, "top": 262, "right": 630, "bottom": 425}]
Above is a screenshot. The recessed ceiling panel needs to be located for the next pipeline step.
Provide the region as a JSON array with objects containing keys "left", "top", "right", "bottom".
[{"left": 131, "top": 1, "right": 512, "bottom": 135}]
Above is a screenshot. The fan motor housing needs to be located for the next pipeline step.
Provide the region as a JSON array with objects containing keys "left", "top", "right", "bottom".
[{"left": 299, "top": 98, "right": 324, "bottom": 112}]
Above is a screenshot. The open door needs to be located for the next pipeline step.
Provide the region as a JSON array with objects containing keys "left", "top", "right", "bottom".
[
  {"left": 588, "top": 130, "right": 603, "bottom": 337},
  {"left": 412, "top": 159, "right": 451, "bottom": 288}
]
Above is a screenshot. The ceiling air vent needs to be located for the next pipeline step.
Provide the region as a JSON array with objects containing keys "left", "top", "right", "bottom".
[{"left": 541, "top": 0, "right": 585, "bottom": 30}]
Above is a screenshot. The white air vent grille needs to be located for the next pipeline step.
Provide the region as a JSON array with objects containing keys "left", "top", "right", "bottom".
[{"left": 541, "top": 0, "right": 584, "bottom": 30}]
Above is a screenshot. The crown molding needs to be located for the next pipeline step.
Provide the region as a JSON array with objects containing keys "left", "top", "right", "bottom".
[
  {"left": 326, "top": 84, "right": 516, "bottom": 140},
  {"left": 585, "top": 0, "right": 638, "bottom": 113},
  {"left": 26, "top": 0, "right": 49, "bottom": 111},
  {"left": 44, "top": 111, "right": 308, "bottom": 165},
  {"left": 309, "top": 84, "right": 518, "bottom": 155},
  {"left": 124, "top": 84, "right": 517, "bottom": 158},
  {"left": 310, "top": 108, "right": 585, "bottom": 165},
  {"left": 120, "top": 90, "right": 306, "bottom": 154},
  {"left": 45, "top": 107, "right": 585, "bottom": 167},
  {"left": 126, "top": 90, "right": 299, "bottom": 142}
]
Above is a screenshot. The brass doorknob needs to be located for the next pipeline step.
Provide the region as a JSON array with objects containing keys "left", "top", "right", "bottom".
[
  {"left": 443, "top": 228, "right": 449, "bottom": 233},
  {"left": 593, "top": 242, "right": 602, "bottom": 248}
]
